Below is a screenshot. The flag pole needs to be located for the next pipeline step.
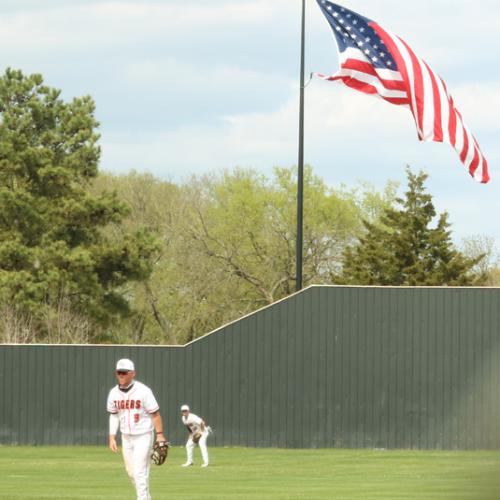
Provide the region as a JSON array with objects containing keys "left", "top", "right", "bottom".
[{"left": 296, "top": 0, "right": 305, "bottom": 291}]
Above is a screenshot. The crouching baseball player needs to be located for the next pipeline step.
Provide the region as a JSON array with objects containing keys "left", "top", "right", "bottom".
[
  {"left": 107, "top": 359, "right": 167, "bottom": 500},
  {"left": 180, "top": 404, "right": 211, "bottom": 467}
]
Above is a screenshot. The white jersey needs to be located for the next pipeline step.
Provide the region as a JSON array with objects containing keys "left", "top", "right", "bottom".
[
  {"left": 107, "top": 381, "right": 159, "bottom": 435},
  {"left": 182, "top": 412, "right": 203, "bottom": 433}
]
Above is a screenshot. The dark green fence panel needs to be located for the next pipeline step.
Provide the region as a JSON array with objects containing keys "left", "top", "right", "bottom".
[{"left": 1, "top": 286, "right": 500, "bottom": 449}]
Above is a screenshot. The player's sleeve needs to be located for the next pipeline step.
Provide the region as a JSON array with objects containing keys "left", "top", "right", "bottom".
[
  {"left": 107, "top": 390, "right": 118, "bottom": 414},
  {"left": 143, "top": 388, "right": 160, "bottom": 414},
  {"left": 109, "top": 413, "right": 119, "bottom": 435},
  {"left": 192, "top": 414, "right": 202, "bottom": 425}
]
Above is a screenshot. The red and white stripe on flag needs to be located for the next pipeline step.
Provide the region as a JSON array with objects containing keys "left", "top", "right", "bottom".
[{"left": 316, "top": 1, "right": 489, "bottom": 183}]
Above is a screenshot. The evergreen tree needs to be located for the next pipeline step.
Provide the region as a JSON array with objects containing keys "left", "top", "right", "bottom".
[
  {"left": 340, "top": 169, "right": 484, "bottom": 286},
  {"left": 0, "top": 69, "right": 157, "bottom": 340}
]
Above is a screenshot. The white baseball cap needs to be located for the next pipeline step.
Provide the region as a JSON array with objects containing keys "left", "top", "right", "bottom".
[
  {"left": 181, "top": 404, "right": 190, "bottom": 412},
  {"left": 116, "top": 359, "right": 135, "bottom": 371}
]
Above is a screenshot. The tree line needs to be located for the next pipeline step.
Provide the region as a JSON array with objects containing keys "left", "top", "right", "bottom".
[{"left": 0, "top": 70, "right": 497, "bottom": 344}]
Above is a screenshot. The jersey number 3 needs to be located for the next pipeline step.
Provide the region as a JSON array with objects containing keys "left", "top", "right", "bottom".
[{"left": 134, "top": 413, "right": 140, "bottom": 423}]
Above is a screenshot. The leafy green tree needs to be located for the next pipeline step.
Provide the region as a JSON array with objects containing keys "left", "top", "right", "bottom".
[
  {"left": 91, "top": 167, "right": 397, "bottom": 344},
  {"left": 186, "top": 166, "right": 364, "bottom": 305},
  {"left": 340, "top": 169, "right": 484, "bottom": 286},
  {"left": 0, "top": 69, "right": 157, "bottom": 341},
  {"left": 461, "top": 234, "right": 499, "bottom": 285},
  {"left": 91, "top": 170, "right": 250, "bottom": 344}
]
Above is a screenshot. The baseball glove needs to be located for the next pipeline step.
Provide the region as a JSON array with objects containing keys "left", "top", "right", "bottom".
[
  {"left": 151, "top": 440, "right": 169, "bottom": 465},
  {"left": 192, "top": 431, "right": 203, "bottom": 444}
]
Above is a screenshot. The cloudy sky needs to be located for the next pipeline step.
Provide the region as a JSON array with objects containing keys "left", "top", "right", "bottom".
[{"left": 1, "top": 0, "right": 499, "bottom": 246}]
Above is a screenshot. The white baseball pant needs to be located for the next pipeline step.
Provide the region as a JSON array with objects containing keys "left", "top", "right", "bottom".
[
  {"left": 122, "top": 431, "right": 154, "bottom": 500},
  {"left": 186, "top": 430, "right": 209, "bottom": 465}
]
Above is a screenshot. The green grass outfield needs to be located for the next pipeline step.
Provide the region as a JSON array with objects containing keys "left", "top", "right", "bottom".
[{"left": 1, "top": 446, "right": 499, "bottom": 499}]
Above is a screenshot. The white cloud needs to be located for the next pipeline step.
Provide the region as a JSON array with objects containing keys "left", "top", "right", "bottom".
[
  {"left": 453, "top": 82, "right": 500, "bottom": 130},
  {"left": 0, "top": 1, "right": 283, "bottom": 52},
  {"left": 120, "top": 57, "right": 290, "bottom": 97},
  {"left": 101, "top": 75, "right": 499, "bottom": 177},
  {"left": 1, "top": 0, "right": 499, "bottom": 244}
]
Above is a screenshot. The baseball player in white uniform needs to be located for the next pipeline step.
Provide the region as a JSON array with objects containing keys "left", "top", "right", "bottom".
[
  {"left": 107, "top": 359, "right": 166, "bottom": 500},
  {"left": 180, "top": 404, "right": 210, "bottom": 467}
]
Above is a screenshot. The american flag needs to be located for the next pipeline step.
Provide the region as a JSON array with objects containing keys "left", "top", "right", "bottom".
[{"left": 316, "top": 0, "right": 490, "bottom": 183}]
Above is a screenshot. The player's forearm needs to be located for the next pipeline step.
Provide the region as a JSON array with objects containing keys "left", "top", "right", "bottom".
[
  {"left": 108, "top": 414, "right": 119, "bottom": 453},
  {"left": 151, "top": 411, "right": 165, "bottom": 437}
]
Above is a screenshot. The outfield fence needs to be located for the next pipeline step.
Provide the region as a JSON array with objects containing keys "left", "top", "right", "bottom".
[{"left": 1, "top": 285, "right": 499, "bottom": 449}]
